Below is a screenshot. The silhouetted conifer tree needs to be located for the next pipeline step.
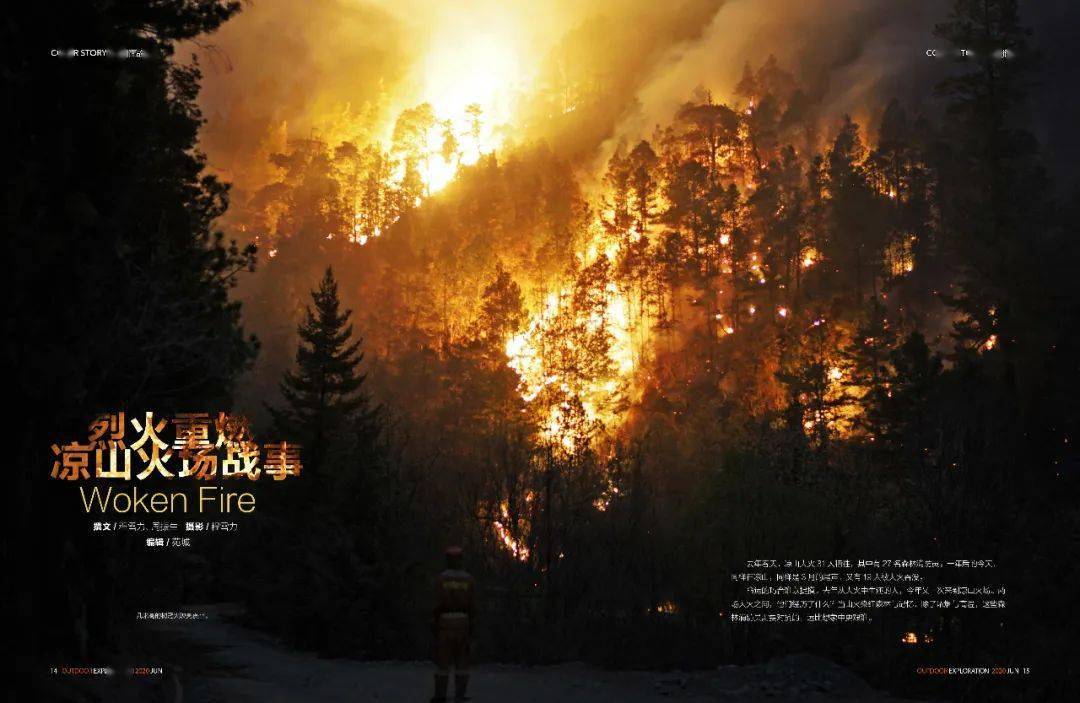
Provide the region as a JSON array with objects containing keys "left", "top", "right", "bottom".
[{"left": 269, "top": 267, "right": 374, "bottom": 474}]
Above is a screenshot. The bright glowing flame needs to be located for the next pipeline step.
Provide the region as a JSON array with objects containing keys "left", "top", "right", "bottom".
[
  {"left": 504, "top": 253, "right": 636, "bottom": 454},
  {"left": 419, "top": 31, "right": 519, "bottom": 132},
  {"left": 492, "top": 498, "right": 529, "bottom": 562},
  {"left": 654, "top": 601, "right": 679, "bottom": 615},
  {"left": 606, "top": 283, "right": 635, "bottom": 375},
  {"left": 406, "top": 18, "right": 527, "bottom": 193}
]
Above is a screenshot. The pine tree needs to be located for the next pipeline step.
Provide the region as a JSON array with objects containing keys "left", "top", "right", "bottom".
[
  {"left": 15, "top": 0, "right": 251, "bottom": 668},
  {"left": 475, "top": 261, "right": 527, "bottom": 351},
  {"left": 934, "top": 0, "right": 1055, "bottom": 358},
  {"left": 875, "top": 332, "right": 942, "bottom": 465},
  {"left": 935, "top": 0, "right": 1080, "bottom": 465},
  {"left": 602, "top": 142, "right": 633, "bottom": 240},
  {"left": 626, "top": 140, "right": 659, "bottom": 235},
  {"left": 843, "top": 296, "right": 898, "bottom": 442},
  {"left": 269, "top": 267, "right": 372, "bottom": 473},
  {"left": 451, "top": 263, "right": 527, "bottom": 427},
  {"left": 823, "top": 116, "right": 884, "bottom": 303}
]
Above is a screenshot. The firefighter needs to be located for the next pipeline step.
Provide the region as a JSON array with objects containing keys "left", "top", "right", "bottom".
[{"left": 432, "top": 545, "right": 475, "bottom": 702}]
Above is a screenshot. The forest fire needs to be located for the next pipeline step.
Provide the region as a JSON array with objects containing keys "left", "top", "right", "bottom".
[
  {"left": 492, "top": 499, "right": 530, "bottom": 562},
  {"left": 24, "top": 1, "right": 1080, "bottom": 699},
  {"left": 411, "top": 30, "right": 523, "bottom": 192},
  {"left": 140, "top": 1, "right": 1072, "bottom": 670},
  {"left": 216, "top": 4, "right": 911, "bottom": 469},
  {"left": 504, "top": 276, "right": 634, "bottom": 454}
]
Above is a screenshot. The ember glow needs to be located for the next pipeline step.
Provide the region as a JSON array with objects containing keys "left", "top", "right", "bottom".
[
  {"left": 492, "top": 499, "right": 530, "bottom": 562},
  {"left": 367, "top": 4, "right": 543, "bottom": 195},
  {"left": 505, "top": 273, "right": 633, "bottom": 455},
  {"left": 21, "top": 0, "right": 1077, "bottom": 691},
  {"left": 189, "top": 0, "right": 1045, "bottom": 566}
]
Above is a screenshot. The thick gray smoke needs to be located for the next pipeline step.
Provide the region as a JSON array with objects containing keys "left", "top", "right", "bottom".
[
  {"left": 190, "top": 0, "right": 950, "bottom": 187},
  {"left": 603, "top": 0, "right": 946, "bottom": 162}
]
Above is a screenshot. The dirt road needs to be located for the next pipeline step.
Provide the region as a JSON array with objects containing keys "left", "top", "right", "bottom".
[{"left": 151, "top": 607, "right": 921, "bottom": 703}]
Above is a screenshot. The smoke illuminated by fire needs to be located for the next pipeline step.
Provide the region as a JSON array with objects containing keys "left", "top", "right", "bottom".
[
  {"left": 190, "top": 0, "right": 953, "bottom": 562},
  {"left": 409, "top": 18, "right": 527, "bottom": 191}
]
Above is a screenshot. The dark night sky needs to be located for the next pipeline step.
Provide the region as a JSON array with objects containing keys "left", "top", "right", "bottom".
[{"left": 1024, "top": 0, "right": 1080, "bottom": 186}]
